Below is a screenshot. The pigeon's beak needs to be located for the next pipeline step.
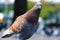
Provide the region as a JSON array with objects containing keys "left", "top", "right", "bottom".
[{"left": 1, "top": 29, "right": 14, "bottom": 38}]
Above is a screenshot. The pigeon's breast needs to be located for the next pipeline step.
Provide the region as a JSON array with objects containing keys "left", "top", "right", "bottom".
[{"left": 19, "top": 20, "right": 38, "bottom": 39}]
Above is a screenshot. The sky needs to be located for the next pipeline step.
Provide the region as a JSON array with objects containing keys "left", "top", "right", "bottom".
[
  {"left": 28, "top": 0, "right": 60, "bottom": 4},
  {"left": 0, "top": 0, "right": 60, "bottom": 4},
  {"left": 44, "top": 0, "right": 60, "bottom": 3},
  {"left": 0, "top": 0, "right": 15, "bottom": 4}
]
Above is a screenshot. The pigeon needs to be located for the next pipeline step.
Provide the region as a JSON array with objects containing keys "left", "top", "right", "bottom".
[{"left": 1, "top": 1, "right": 42, "bottom": 40}]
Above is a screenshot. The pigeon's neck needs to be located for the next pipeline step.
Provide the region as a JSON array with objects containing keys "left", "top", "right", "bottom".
[
  {"left": 25, "top": 9, "right": 40, "bottom": 24},
  {"left": 24, "top": 2, "right": 42, "bottom": 24}
]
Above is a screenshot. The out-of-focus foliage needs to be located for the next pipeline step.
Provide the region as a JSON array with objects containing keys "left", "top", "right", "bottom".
[
  {"left": 0, "top": 4, "right": 5, "bottom": 13},
  {"left": 27, "top": 1, "right": 60, "bottom": 19},
  {"left": 8, "top": 4, "right": 14, "bottom": 12},
  {"left": 0, "top": 1, "right": 60, "bottom": 19},
  {"left": 41, "top": 1, "right": 60, "bottom": 19},
  {"left": 0, "top": 4, "right": 13, "bottom": 13},
  {"left": 27, "top": 1, "right": 36, "bottom": 10}
]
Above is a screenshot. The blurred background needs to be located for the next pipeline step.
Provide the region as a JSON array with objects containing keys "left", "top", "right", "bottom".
[{"left": 0, "top": 0, "right": 60, "bottom": 40}]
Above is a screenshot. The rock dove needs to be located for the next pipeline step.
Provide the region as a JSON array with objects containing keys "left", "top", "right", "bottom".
[{"left": 1, "top": 1, "right": 42, "bottom": 40}]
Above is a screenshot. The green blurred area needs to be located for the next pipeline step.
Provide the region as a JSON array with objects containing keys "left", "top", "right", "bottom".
[
  {"left": 27, "top": 1, "right": 60, "bottom": 19},
  {"left": 0, "top": 1, "right": 60, "bottom": 19},
  {"left": 0, "top": 4, "right": 5, "bottom": 13},
  {"left": 0, "top": 4, "right": 13, "bottom": 13},
  {"left": 8, "top": 4, "right": 14, "bottom": 12}
]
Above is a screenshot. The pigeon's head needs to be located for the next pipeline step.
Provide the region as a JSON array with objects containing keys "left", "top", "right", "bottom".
[{"left": 33, "top": 1, "right": 42, "bottom": 10}]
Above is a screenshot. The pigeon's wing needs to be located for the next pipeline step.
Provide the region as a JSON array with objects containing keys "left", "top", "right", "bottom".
[{"left": 1, "top": 15, "right": 26, "bottom": 38}]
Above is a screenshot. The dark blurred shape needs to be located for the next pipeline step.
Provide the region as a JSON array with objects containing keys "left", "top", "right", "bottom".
[
  {"left": 43, "top": 24, "right": 53, "bottom": 36},
  {"left": 13, "top": 0, "right": 27, "bottom": 23}
]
